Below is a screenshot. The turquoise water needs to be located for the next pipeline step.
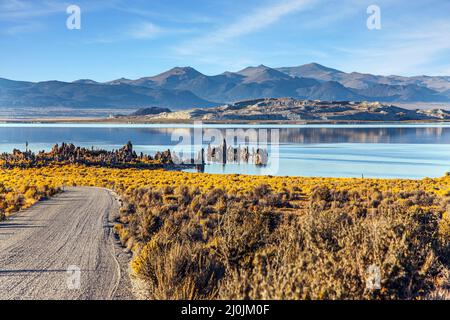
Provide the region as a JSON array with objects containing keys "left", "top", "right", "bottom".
[{"left": 0, "top": 123, "right": 449, "bottom": 178}]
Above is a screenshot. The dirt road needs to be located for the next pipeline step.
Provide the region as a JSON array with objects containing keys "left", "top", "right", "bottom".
[{"left": 0, "top": 187, "right": 131, "bottom": 300}]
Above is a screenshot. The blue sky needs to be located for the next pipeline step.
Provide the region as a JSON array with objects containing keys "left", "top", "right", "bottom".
[{"left": 1, "top": 0, "right": 450, "bottom": 82}]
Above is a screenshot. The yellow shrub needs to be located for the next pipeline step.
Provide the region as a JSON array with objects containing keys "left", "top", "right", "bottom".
[{"left": 439, "top": 210, "right": 450, "bottom": 241}]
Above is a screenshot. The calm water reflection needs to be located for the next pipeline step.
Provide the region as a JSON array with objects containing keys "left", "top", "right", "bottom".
[{"left": 1, "top": 124, "right": 449, "bottom": 178}]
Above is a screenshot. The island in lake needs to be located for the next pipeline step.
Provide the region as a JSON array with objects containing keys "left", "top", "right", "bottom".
[
  {"left": 116, "top": 98, "right": 450, "bottom": 123},
  {"left": 3, "top": 98, "right": 450, "bottom": 124}
]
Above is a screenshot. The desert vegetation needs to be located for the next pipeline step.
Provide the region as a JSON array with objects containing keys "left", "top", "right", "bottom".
[
  {"left": 118, "top": 182, "right": 450, "bottom": 300},
  {"left": 0, "top": 160, "right": 449, "bottom": 299},
  {"left": 0, "top": 180, "right": 60, "bottom": 220}
]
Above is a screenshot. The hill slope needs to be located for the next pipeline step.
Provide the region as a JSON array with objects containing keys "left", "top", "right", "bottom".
[
  {"left": 135, "top": 98, "right": 450, "bottom": 122},
  {"left": 2, "top": 63, "right": 450, "bottom": 111},
  {"left": 0, "top": 79, "right": 215, "bottom": 110}
]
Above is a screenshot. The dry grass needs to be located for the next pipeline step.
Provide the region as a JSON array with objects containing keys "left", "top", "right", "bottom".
[
  {"left": 1, "top": 164, "right": 449, "bottom": 299},
  {"left": 117, "top": 184, "right": 450, "bottom": 300}
]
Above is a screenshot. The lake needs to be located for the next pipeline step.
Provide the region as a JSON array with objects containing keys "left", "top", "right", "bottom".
[{"left": 1, "top": 123, "right": 449, "bottom": 179}]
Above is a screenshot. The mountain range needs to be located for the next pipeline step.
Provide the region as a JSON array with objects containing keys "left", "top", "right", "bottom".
[{"left": 2, "top": 63, "right": 450, "bottom": 111}]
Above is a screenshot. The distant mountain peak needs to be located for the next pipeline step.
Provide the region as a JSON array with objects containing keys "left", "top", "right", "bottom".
[
  {"left": 237, "top": 64, "right": 272, "bottom": 72},
  {"left": 73, "top": 79, "right": 98, "bottom": 84},
  {"left": 276, "top": 63, "right": 346, "bottom": 84},
  {"left": 303, "top": 62, "right": 326, "bottom": 68},
  {"left": 164, "top": 66, "right": 202, "bottom": 76},
  {"left": 237, "top": 65, "right": 291, "bottom": 83},
  {"left": 147, "top": 66, "right": 205, "bottom": 85},
  {"left": 284, "top": 63, "right": 343, "bottom": 74},
  {"left": 105, "top": 77, "right": 133, "bottom": 85},
  {"left": 305, "top": 62, "right": 336, "bottom": 69}
]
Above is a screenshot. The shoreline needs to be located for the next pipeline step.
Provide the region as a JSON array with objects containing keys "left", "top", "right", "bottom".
[{"left": 1, "top": 117, "right": 450, "bottom": 125}]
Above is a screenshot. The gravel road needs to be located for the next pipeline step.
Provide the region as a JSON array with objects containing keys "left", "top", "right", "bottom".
[{"left": 0, "top": 187, "right": 131, "bottom": 300}]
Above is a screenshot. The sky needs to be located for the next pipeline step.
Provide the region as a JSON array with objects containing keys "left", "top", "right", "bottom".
[{"left": 1, "top": 0, "right": 450, "bottom": 82}]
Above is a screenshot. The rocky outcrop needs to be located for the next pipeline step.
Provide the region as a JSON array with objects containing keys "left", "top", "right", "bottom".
[
  {"left": 154, "top": 150, "right": 173, "bottom": 164},
  {"left": 147, "top": 98, "right": 450, "bottom": 122},
  {"left": 0, "top": 142, "right": 173, "bottom": 168},
  {"left": 130, "top": 107, "right": 172, "bottom": 116}
]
